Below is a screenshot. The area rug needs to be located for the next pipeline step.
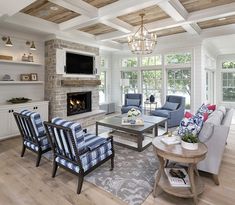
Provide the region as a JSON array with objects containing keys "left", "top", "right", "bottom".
[
  {"left": 43, "top": 144, "right": 158, "bottom": 205},
  {"left": 85, "top": 145, "right": 158, "bottom": 205}
]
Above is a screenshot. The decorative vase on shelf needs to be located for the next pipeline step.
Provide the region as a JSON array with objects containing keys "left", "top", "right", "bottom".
[{"left": 150, "top": 95, "right": 155, "bottom": 103}]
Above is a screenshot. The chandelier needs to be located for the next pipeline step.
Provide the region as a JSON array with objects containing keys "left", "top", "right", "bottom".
[{"left": 128, "top": 13, "right": 157, "bottom": 55}]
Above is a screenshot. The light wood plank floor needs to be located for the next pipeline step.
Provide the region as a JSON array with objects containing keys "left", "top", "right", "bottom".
[{"left": 0, "top": 118, "right": 235, "bottom": 205}]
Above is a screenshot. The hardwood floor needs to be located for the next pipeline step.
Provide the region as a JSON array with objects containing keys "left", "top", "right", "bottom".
[{"left": 0, "top": 117, "right": 235, "bottom": 205}]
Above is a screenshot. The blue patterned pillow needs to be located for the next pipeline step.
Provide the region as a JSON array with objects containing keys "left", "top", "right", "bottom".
[
  {"left": 197, "top": 104, "right": 209, "bottom": 115},
  {"left": 178, "top": 113, "right": 204, "bottom": 137}
]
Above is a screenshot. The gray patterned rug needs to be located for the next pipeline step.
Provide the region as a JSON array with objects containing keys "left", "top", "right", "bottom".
[
  {"left": 85, "top": 145, "right": 158, "bottom": 205},
  {"left": 43, "top": 144, "right": 158, "bottom": 205}
]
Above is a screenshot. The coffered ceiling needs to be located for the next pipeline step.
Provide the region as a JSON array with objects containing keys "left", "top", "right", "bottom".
[
  {"left": 83, "top": 0, "right": 118, "bottom": 8},
  {"left": 1, "top": 0, "right": 235, "bottom": 50},
  {"left": 179, "top": 0, "right": 234, "bottom": 13},
  {"left": 117, "top": 5, "right": 169, "bottom": 27},
  {"left": 21, "top": 0, "right": 80, "bottom": 24}
]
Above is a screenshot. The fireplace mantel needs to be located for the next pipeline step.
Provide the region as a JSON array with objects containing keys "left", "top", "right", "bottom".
[{"left": 61, "top": 79, "right": 101, "bottom": 86}]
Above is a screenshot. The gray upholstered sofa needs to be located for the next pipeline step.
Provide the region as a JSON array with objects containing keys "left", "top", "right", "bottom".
[
  {"left": 151, "top": 95, "right": 185, "bottom": 128},
  {"left": 197, "top": 106, "right": 234, "bottom": 185}
]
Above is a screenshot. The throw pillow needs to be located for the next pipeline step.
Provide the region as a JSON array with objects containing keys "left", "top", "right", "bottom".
[
  {"left": 207, "top": 104, "right": 216, "bottom": 111},
  {"left": 178, "top": 113, "right": 204, "bottom": 137},
  {"left": 126, "top": 99, "right": 140, "bottom": 106},
  {"left": 184, "top": 111, "right": 193, "bottom": 118},
  {"left": 162, "top": 101, "right": 179, "bottom": 111},
  {"left": 197, "top": 104, "right": 209, "bottom": 115}
]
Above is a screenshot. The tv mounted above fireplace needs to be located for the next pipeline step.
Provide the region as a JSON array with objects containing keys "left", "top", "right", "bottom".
[{"left": 65, "top": 52, "right": 95, "bottom": 75}]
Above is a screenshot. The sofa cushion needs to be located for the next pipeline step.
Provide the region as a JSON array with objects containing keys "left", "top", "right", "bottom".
[
  {"left": 126, "top": 99, "right": 140, "bottom": 106},
  {"left": 151, "top": 109, "right": 170, "bottom": 118},
  {"left": 162, "top": 102, "right": 179, "bottom": 111},
  {"left": 198, "top": 122, "right": 214, "bottom": 142},
  {"left": 218, "top": 106, "right": 226, "bottom": 116},
  {"left": 207, "top": 110, "right": 223, "bottom": 126}
]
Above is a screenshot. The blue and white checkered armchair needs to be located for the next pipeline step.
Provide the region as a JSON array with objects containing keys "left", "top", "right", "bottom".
[
  {"left": 44, "top": 118, "right": 114, "bottom": 194},
  {"left": 13, "top": 110, "right": 51, "bottom": 167}
]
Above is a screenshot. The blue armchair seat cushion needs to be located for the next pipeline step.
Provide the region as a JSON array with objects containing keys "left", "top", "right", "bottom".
[
  {"left": 55, "top": 137, "right": 113, "bottom": 173},
  {"left": 81, "top": 135, "right": 112, "bottom": 166},
  {"left": 20, "top": 110, "right": 45, "bottom": 137},
  {"left": 24, "top": 135, "right": 50, "bottom": 151},
  {"left": 121, "top": 106, "right": 142, "bottom": 114},
  {"left": 151, "top": 109, "right": 171, "bottom": 118}
]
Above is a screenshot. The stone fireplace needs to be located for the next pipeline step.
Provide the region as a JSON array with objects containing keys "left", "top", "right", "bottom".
[
  {"left": 67, "top": 91, "right": 92, "bottom": 116},
  {"left": 45, "top": 38, "right": 105, "bottom": 127}
]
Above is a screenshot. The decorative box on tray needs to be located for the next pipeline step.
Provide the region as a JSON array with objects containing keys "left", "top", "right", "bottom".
[{"left": 121, "top": 117, "right": 144, "bottom": 125}]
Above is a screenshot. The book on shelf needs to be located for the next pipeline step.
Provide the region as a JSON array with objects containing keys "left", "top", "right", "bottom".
[{"left": 164, "top": 168, "right": 190, "bottom": 187}]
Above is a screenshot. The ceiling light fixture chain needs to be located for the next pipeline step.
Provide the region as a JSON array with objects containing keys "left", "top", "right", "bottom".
[{"left": 128, "top": 13, "right": 157, "bottom": 55}]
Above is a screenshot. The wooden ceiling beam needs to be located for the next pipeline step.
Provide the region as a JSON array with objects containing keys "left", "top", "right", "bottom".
[
  {"left": 158, "top": 0, "right": 200, "bottom": 35},
  {"left": 0, "top": 0, "right": 36, "bottom": 16}
]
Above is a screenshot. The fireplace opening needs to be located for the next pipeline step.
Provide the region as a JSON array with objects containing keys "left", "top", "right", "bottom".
[{"left": 67, "top": 91, "right": 92, "bottom": 116}]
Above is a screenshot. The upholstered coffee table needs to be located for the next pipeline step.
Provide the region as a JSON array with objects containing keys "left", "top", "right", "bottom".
[{"left": 152, "top": 137, "right": 208, "bottom": 205}]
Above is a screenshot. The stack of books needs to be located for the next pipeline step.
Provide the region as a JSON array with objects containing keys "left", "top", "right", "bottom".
[{"left": 164, "top": 168, "right": 190, "bottom": 187}]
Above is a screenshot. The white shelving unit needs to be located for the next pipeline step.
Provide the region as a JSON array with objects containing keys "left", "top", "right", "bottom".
[
  {"left": 0, "top": 81, "right": 44, "bottom": 84},
  {"left": 0, "top": 59, "right": 43, "bottom": 66}
]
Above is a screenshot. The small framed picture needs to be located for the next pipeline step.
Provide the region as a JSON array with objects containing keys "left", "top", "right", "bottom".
[
  {"left": 20, "top": 74, "right": 31, "bottom": 81},
  {"left": 30, "top": 73, "right": 38, "bottom": 81}
]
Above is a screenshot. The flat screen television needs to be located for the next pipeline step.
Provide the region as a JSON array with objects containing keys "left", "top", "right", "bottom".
[{"left": 65, "top": 52, "right": 94, "bottom": 75}]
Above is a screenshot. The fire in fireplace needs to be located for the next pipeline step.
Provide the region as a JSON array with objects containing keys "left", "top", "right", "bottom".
[{"left": 67, "top": 91, "right": 92, "bottom": 116}]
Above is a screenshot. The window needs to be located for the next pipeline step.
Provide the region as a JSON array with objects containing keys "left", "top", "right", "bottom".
[
  {"left": 222, "top": 72, "right": 235, "bottom": 102},
  {"left": 167, "top": 69, "right": 191, "bottom": 109},
  {"left": 99, "top": 71, "right": 106, "bottom": 104},
  {"left": 222, "top": 61, "right": 235, "bottom": 69},
  {"left": 121, "top": 57, "right": 138, "bottom": 68},
  {"left": 141, "top": 55, "right": 162, "bottom": 66},
  {"left": 165, "top": 53, "right": 191, "bottom": 65},
  {"left": 142, "top": 70, "right": 162, "bottom": 104},
  {"left": 121, "top": 71, "right": 138, "bottom": 103}
]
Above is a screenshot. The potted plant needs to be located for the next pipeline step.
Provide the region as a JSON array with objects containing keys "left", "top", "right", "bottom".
[{"left": 181, "top": 132, "right": 199, "bottom": 150}]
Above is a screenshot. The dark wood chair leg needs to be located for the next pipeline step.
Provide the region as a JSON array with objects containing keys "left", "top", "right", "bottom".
[
  {"left": 110, "top": 156, "right": 114, "bottom": 171},
  {"left": 21, "top": 145, "right": 26, "bottom": 157},
  {"left": 52, "top": 161, "right": 58, "bottom": 178},
  {"left": 77, "top": 174, "right": 84, "bottom": 194},
  {"left": 36, "top": 152, "right": 42, "bottom": 167},
  {"left": 213, "top": 174, "right": 220, "bottom": 185}
]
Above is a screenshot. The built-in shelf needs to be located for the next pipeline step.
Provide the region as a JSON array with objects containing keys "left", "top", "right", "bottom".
[
  {"left": 0, "top": 59, "right": 43, "bottom": 66},
  {"left": 0, "top": 81, "right": 44, "bottom": 85}
]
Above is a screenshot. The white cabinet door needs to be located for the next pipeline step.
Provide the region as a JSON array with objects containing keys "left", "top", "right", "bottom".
[
  {"left": 33, "top": 103, "right": 49, "bottom": 121},
  {"left": 0, "top": 109, "right": 11, "bottom": 139}
]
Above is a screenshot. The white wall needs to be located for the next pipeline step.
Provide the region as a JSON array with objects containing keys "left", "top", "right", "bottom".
[{"left": 0, "top": 28, "right": 45, "bottom": 103}]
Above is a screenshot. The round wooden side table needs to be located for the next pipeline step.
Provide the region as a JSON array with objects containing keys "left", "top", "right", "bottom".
[{"left": 152, "top": 137, "right": 208, "bottom": 205}]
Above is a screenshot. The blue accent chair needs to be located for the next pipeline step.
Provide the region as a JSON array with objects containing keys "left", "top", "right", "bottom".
[
  {"left": 13, "top": 110, "right": 51, "bottom": 167},
  {"left": 151, "top": 95, "right": 185, "bottom": 128},
  {"left": 44, "top": 118, "right": 114, "bottom": 194},
  {"left": 121, "top": 93, "right": 142, "bottom": 114}
]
